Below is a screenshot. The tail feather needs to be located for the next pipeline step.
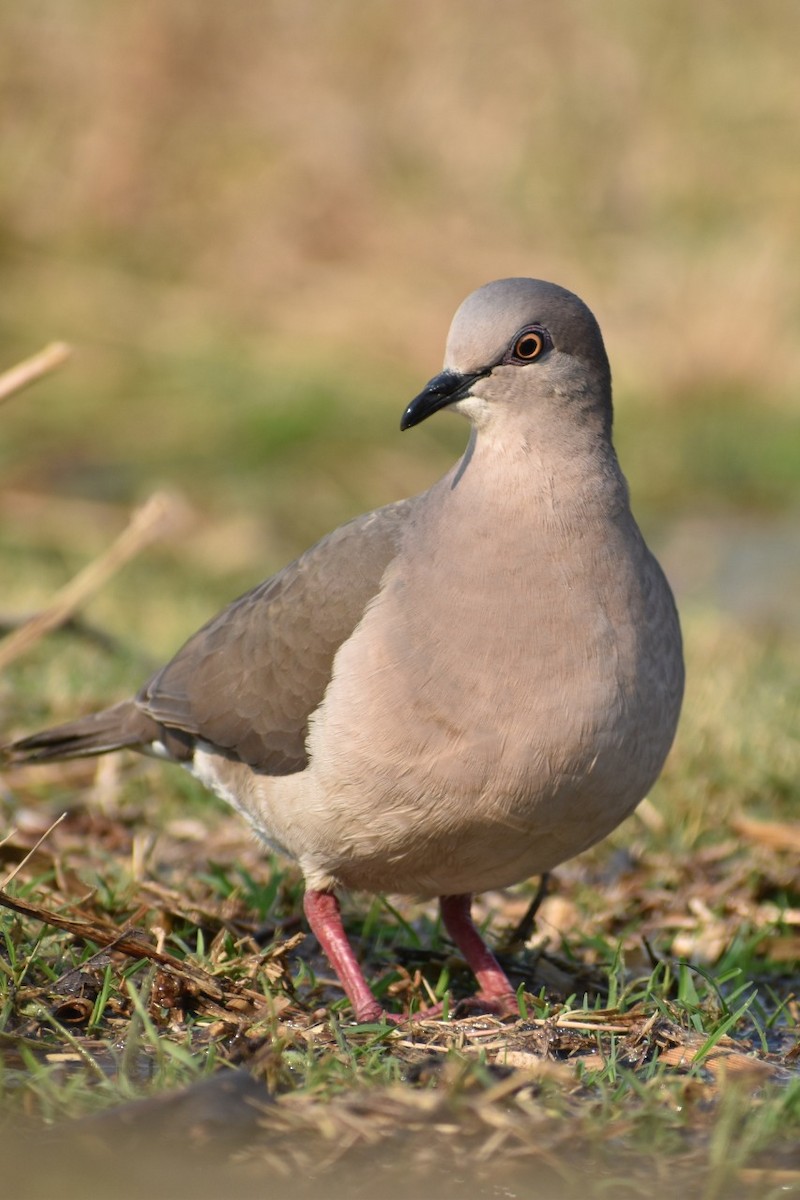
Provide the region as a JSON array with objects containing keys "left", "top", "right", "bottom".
[{"left": 4, "top": 701, "right": 161, "bottom": 764}]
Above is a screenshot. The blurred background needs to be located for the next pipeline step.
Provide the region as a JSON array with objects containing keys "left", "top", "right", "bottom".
[
  {"left": 1, "top": 0, "right": 798, "bottom": 707},
  {"left": 1, "top": 11, "right": 798, "bottom": 1181}
]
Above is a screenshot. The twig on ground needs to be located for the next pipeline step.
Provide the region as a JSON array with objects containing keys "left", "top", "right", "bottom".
[
  {"left": 1, "top": 813, "right": 67, "bottom": 888},
  {"left": 0, "top": 491, "right": 189, "bottom": 671},
  {"left": 731, "top": 814, "right": 800, "bottom": 854},
  {"left": 0, "top": 612, "right": 128, "bottom": 654},
  {"left": 498, "top": 873, "right": 550, "bottom": 953},
  {"left": 0, "top": 342, "right": 72, "bottom": 406},
  {"left": 0, "top": 886, "right": 234, "bottom": 1006}
]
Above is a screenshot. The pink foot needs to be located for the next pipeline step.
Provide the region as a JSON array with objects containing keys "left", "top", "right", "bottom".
[
  {"left": 302, "top": 889, "right": 519, "bottom": 1024},
  {"left": 302, "top": 890, "right": 441, "bottom": 1023},
  {"left": 303, "top": 890, "right": 386, "bottom": 1022},
  {"left": 451, "top": 991, "right": 520, "bottom": 1018},
  {"left": 440, "top": 893, "right": 518, "bottom": 1017}
]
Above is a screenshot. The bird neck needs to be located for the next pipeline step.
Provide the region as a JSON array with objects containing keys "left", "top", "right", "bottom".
[{"left": 445, "top": 420, "right": 630, "bottom": 523}]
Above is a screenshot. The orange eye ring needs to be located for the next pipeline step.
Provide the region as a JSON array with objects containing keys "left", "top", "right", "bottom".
[{"left": 512, "top": 331, "right": 545, "bottom": 361}]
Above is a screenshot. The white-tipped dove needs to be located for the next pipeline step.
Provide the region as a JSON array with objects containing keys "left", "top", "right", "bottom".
[{"left": 6, "top": 278, "right": 684, "bottom": 1022}]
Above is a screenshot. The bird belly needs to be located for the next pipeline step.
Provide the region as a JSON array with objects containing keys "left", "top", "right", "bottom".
[
  {"left": 297, "top": 543, "right": 681, "bottom": 896},
  {"left": 294, "top": 656, "right": 675, "bottom": 897},
  {"left": 190, "top": 520, "right": 683, "bottom": 902}
]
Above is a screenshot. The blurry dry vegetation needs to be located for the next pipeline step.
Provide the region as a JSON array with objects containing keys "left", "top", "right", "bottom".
[
  {"left": 1, "top": 3, "right": 799, "bottom": 1197},
  {"left": 1, "top": 1, "right": 800, "bottom": 556}
]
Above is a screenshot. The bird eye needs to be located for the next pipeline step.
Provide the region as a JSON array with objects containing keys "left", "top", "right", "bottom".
[{"left": 511, "top": 328, "right": 547, "bottom": 362}]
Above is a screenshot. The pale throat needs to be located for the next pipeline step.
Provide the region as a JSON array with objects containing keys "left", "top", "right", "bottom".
[{"left": 447, "top": 413, "right": 625, "bottom": 520}]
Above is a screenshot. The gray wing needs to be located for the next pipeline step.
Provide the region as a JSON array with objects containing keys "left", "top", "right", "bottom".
[{"left": 136, "top": 499, "right": 414, "bottom": 774}]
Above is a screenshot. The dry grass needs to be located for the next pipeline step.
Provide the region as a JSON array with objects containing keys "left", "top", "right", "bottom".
[
  {"left": 2, "top": 2, "right": 800, "bottom": 402},
  {"left": 1, "top": 5, "right": 800, "bottom": 1197},
  {"left": 0, "top": 764, "right": 798, "bottom": 1199}
]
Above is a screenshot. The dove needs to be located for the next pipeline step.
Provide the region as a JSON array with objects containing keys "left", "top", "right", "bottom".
[{"left": 7, "top": 278, "right": 684, "bottom": 1022}]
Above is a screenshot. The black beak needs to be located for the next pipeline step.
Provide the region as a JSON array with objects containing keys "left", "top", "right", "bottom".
[{"left": 400, "top": 369, "right": 489, "bottom": 431}]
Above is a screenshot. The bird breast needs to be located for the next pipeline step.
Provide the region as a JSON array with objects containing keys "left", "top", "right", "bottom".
[{"left": 288, "top": 465, "right": 682, "bottom": 896}]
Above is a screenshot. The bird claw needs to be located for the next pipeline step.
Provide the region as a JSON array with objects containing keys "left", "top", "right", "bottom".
[
  {"left": 451, "top": 991, "right": 519, "bottom": 1019},
  {"left": 353, "top": 1000, "right": 444, "bottom": 1024},
  {"left": 352, "top": 991, "right": 518, "bottom": 1024}
]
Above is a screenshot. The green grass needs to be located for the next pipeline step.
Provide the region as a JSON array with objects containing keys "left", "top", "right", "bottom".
[
  {"left": 2, "top": 356, "right": 798, "bottom": 1200},
  {"left": 1, "top": 602, "right": 798, "bottom": 1196},
  {"left": 1, "top": 4, "right": 800, "bottom": 1195},
  {"left": 1, "top": 370, "right": 799, "bottom": 1196}
]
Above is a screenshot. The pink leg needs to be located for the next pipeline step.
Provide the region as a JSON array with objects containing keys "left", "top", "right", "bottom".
[
  {"left": 439, "top": 893, "right": 518, "bottom": 1015},
  {"left": 303, "top": 890, "right": 387, "bottom": 1023}
]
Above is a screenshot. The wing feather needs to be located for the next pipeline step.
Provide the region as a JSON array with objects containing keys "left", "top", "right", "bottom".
[{"left": 136, "top": 499, "right": 413, "bottom": 773}]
